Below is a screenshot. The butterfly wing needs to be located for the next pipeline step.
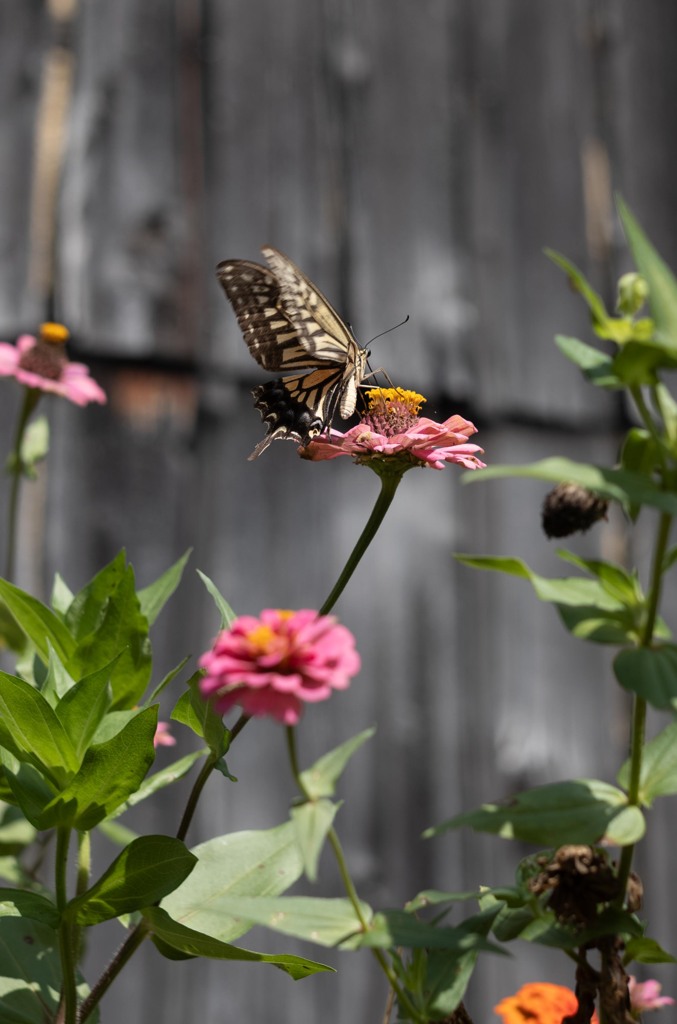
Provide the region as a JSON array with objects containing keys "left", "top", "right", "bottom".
[{"left": 216, "top": 248, "right": 368, "bottom": 457}]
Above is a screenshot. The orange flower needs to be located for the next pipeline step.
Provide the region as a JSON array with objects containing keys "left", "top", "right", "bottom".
[{"left": 494, "top": 983, "right": 599, "bottom": 1024}]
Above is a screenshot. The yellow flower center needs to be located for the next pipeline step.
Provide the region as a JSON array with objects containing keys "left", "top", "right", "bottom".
[
  {"left": 39, "top": 322, "right": 70, "bottom": 345},
  {"left": 366, "top": 388, "right": 425, "bottom": 415},
  {"left": 246, "top": 625, "right": 277, "bottom": 651}
]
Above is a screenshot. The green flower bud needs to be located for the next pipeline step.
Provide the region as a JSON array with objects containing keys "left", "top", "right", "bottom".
[{"left": 617, "top": 272, "right": 649, "bottom": 317}]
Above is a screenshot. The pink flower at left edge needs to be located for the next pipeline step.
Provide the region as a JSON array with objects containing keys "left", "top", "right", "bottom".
[
  {"left": 0, "top": 323, "right": 106, "bottom": 406},
  {"left": 301, "top": 388, "right": 485, "bottom": 471},
  {"left": 199, "top": 609, "right": 361, "bottom": 726}
]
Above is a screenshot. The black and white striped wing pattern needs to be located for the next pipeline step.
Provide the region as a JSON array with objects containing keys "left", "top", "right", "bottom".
[{"left": 216, "top": 247, "right": 368, "bottom": 459}]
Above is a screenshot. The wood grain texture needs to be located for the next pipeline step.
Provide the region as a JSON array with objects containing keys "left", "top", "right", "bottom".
[{"left": 1, "top": 1, "right": 677, "bottom": 1020}]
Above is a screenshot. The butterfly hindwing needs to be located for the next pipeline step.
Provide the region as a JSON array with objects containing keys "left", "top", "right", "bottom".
[{"left": 216, "top": 247, "right": 368, "bottom": 458}]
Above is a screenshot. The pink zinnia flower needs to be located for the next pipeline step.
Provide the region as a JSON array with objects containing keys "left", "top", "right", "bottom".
[
  {"left": 0, "top": 323, "right": 106, "bottom": 406},
  {"left": 153, "top": 721, "right": 176, "bottom": 748},
  {"left": 628, "top": 977, "right": 674, "bottom": 1015},
  {"left": 199, "top": 609, "right": 361, "bottom": 725},
  {"left": 301, "top": 388, "right": 485, "bottom": 472}
]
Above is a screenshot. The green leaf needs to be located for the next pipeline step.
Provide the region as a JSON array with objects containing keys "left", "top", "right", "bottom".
[
  {"left": 146, "top": 656, "right": 190, "bottom": 705},
  {"left": 0, "top": 672, "right": 79, "bottom": 779},
  {"left": 123, "top": 749, "right": 207, "bottom": 810},
  {"left": 197, "top": 571, "right": 237, "bottom": 628},
  {"left": 37, "top": 706, "right": 158, "bottom": 830},
  {"left": 54, "top": 662, "right": 114, "bottom": 760},
  {"left": 545, "top": 250, "right": 610, "bottom": 332},
  {"left": 624, "top": 936, "right": 676, "bottom": 964},
  {"left": 0, "top": 579, "right": 75, "bottom": 664},
  {"left": 618, "top": 721, "right": 677, "bottom": 804},
  {"left": 171, "top": 675, "right": 227, "bottom": 755},
  {"left": 456, "top": 555, "right": 635, "bottom": 645},
  {"left": 556, "top": 551, "right": 642, "bottom": 605},
  {"left": 613, "top": 340, "right": 677, "bottom": 386},
  {"left": 614, "top": 646, "right": 677, "bottom": 710},
  {"left": 427, "top": 779, "right": 645, "bottom": 847},
  {"left": 19, "top": 415, "right": 49, "bottom": 474},
  {"left": 202, "top": 895, "right": 370, "bottom": 948},
  {"left": 50, "top": 573, "right": 74, "bottom": 616},
  {"left": 299, "top": 727, "right": 375, "bottom": 799},
  {"left": 404, "top": 890, "right": 480, "bottom": 913},
  {"left": 138, "top": 550, "right": 191, "bottom": 627},
  {"left": 0, "top": 918, "right": 98, "bottom": 1023},
  {"left": 618, "top": 197, "right": 677, "bottom": 352},
  {"left": 0, "top": 754, "right": 57, "bottom": 828},
  {"left": 70, "top": 836, "right": 197, "bottom": 924},
  {"left": 143, "top": 906, "right": 333, "bottom": 978},
  {"left": 65, "top": 558, "right": 152, "bottom": 709},
  {"left": 360, "top": 906, "right": 501, "bottom": 951},
  {"left": 0, "top": 888, "right": 59, "bottom": 927},
  {"left": 0, "top": 602, "right": 26, "bottom": 654},
  {"left": 290, "top": 799, "right": 340, "bottom": 882},
  {"left": 554, "top": 335, "right": 622, "bottom": 389},
  {"left": 161, "top": 822, "right": 305, "bottom": 943},
  {"left": 0, "top": 805, "right": 36, "bottom": 855},
  {"left": 462, "top": 457, "right": 677, "bottom": 517}
]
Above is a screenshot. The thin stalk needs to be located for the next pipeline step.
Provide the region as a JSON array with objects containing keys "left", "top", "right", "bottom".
[
  {"left": 176, "top": 713, "right": 250, "bottom": 842},
  {"left": 5, "top": 387, "right": 41, "bottom": 580},
  {"left": 319, "top": 471, "right": 403, "bottom": 615},
  {"left": 285, "top": 727, "right": 424, "bottom": 1023},
  {"left": 55, "top": 827, "right": 77, "bottom": 1024},
  {"left": 615, "top": 511, "right": 672, "bottom": 905},
  {"left": 77, "top": 922, "right": 150, "bottom": 1024}
]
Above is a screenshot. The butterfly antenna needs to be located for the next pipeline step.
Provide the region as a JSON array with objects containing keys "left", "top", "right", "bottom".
[{"left": 367, "top": 314, "right": 409, "bottom": 347}]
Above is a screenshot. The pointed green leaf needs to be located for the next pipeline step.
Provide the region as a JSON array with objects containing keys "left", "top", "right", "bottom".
[
  {"left": 462, "top": 457, "right": 677, "bottom": 516},
  {"left": 146, "top": 656, "right": 190, "bottom": 704},
  {"left": 618, "top": 197, "right": 677, "bottom": 352},
  {"left": 614, "top": 646, "right": 677, "bottom": 710},
  {"left": 299, "top": 728, "right": 375, "bottom": 799},
  {"left": 64, "top": 555, "right": 152, "bottom": 708},
  {"left": 138, "top": 550, "right": 191, "bottom": 626},
  {"left": 19, "top": 415, "right": 49, "bottom": 474},
  {"left": 0, "top": 579, "right": 75, "bottom": 664},
  {"left": 144, "top": 906, "right": 332, "bottom": 977},
  {"left": 427, "top": 779, "right": 644, "bottom": 847},
  {"left": 54, "top": 662, "right": 114, "bottom": 760},
  {"left": 618, "top": 721, "right": 677, "bottom": 805},
  {"left": 0, "top": 753, "right": 57, "bottom": 828},
  {"left": 290, "top": 799, "right": 340, "bottom": 882},
  {"left": 38, "top": 707, "right": 157, "bottom": 830},
  {"left": 0, "top": 672, "right": 78, "bottom": 777},
  {"left": 123, "top": 749, "right": 207, "bottom": 810},
  {"left": 545, "top": 250, "right": 610, "bottom": 331},
  {"left": 171, "top": 675, "right": 227, "bottom": 755},
  {"left": 0, "top": 888, "right": 59, "bottom": 927},
  {"left": 555, "top": 335, "right": 622, "bottom": 389},
  {"left": 71, "top": 836, "right": 197, "bottom": 924},
  {"left": 197, "top": 571, "right": 237, "bottom": 628},
  {"left": 161, "top": 822, "right": 304, "bottom": 943},
  {"left": 624, "top": 936, "right": 676, "bottom": 964},
  {"left": 360, "top": 906, "right": 502, "bottom": 951},
  {"left": 204, "top": 896, "right": 370, "bottom": 948},
  {"left": 50, "top": 573, "right": 74, "bottom": 616},
  {"left": 0, "top": 918, "right": 98, "bottom": 1023}
]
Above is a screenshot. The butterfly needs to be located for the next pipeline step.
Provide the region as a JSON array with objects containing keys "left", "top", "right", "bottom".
[{"left": 216, "top": 246, "right": 369, "bottom": 459}]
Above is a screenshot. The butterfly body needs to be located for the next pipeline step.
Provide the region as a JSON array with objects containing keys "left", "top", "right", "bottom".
[{"left": 217, "top": 247, "right": 368, "bottom": 458}]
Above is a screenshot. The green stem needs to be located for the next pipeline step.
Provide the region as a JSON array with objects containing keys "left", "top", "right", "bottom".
[
  {"left": 176, "top": 713, "right": 250, "bottom": 842},
  {"left": 77, "top": 922, "right": 150, "bottom": 1024},
  {"left": 285, "top": 727, "right": 424, "bottom": 1023},
  {"left": 55, "top": 827, "right": 77, "bottom": 1024},
  {"left": 319, "top": 470, "right": 404, "bottom": 616},
  {"left": 616, "top": 511, "right": 672, "bottom": 905},
  {"left": 5, "top": 387, "right": 41, "bottom": 581}
]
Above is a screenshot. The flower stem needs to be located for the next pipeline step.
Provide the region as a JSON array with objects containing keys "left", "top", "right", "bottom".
[
  {"left": 5, "top": 387, "right": 41, "bottom": 581},
  {"left": 285, "top": 726, "right": 424, "bottom": 1023},
  {"left": 320, "top": 471, "right": 403, "bottom": 615},
  {"left": 55, "top": 827, "right": 78, "bottom": 1024},
  {"left": 615, "top": 510, "right": 672, "bottom": 905}
]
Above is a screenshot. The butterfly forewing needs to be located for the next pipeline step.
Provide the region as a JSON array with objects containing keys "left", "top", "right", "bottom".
[{"left": 216, "top": 247, "right": 369, "bottom": 457}]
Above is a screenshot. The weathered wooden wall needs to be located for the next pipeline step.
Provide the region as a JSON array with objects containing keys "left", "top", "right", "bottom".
[{"left": 1, "top": 1, "right": 676, "bottom": 1021}]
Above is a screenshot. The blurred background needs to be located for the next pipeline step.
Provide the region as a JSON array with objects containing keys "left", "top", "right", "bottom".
[{"left": 1, "top": 1, "right": 677, "bottom": 1020}]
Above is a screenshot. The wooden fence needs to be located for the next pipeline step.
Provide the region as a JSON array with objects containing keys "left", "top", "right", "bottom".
[{"left": 1, "top": 1, "right": 676, "bottom": 1020}]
